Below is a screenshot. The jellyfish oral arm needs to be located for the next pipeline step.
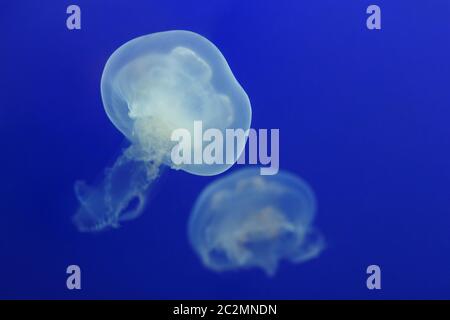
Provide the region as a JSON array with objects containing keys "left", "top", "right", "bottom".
[{"left": 73, "top": 146, "right": 158, "bottom": 232}]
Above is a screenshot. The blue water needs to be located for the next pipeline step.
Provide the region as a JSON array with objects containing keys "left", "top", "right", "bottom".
[{"left": 1, "top": 0, "right": 449, "bottom": 299}]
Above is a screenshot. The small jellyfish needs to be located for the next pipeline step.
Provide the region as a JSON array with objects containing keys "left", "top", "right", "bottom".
[
  {"left": 74, "top": 30, "right": 252, "bottom": 232},
  {"left": 188, "top": 168, "right": 325, "bottom": 276}
]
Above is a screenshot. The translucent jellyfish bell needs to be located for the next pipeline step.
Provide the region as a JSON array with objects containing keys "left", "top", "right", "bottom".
[
  {"left": 73, "top": 30, "right": 252, "bottom": 232},
  {"left": 188, "top": 169, "right": 325, "bottom": 276},
  {"left": 101, "top": 30, "right": 251, "bottom": 176}
]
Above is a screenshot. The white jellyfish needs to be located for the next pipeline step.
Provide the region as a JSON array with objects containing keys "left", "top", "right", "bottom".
[
  {"left": 188, "top": 168, "right": 325, "bottom": 276},
  {"left": 73, "top": 30, "right": 252, "bottom": 232}
]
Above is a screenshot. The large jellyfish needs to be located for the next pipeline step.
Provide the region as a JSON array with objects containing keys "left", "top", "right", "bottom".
[
  {"left": 73, "top": 30, "right": 252, "bottom": 232},
  {"left": 188, "top": 168, "right": 325, "bottom": 276}
]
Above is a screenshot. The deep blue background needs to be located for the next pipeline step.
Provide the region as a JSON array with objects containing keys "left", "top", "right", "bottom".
[{"left": 1, "top": 0, "right": 449, "bottom": 299}]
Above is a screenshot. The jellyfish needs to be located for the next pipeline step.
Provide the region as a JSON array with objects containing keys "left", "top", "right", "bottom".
[
  {"left": 73, "top": 30, "right": 252, "bottom": 232},
  {"left": 188, "top": 168, "right": 325, "bottom": 276}
]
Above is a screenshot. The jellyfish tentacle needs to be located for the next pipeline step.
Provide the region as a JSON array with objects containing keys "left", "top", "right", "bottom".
[{"left": 290, "top": 227, "right": 326, "bottom": 263}]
